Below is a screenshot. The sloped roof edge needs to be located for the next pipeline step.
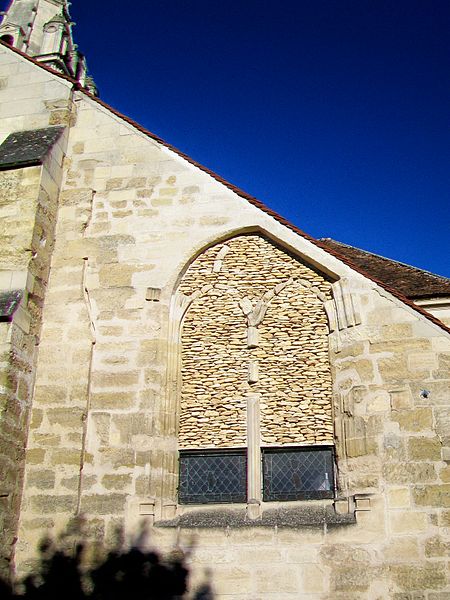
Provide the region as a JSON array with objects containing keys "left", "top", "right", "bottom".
[
  {"left": 320, "top": 238, "right": 450, "bottom": 300},
  {"left": 2, "top": 40, "right": 449, "bottom": 336}
]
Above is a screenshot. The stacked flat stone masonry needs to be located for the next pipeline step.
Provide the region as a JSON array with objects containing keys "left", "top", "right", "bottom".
[{"left": 179, "top": 234, "right": 333, "bottom": 448}]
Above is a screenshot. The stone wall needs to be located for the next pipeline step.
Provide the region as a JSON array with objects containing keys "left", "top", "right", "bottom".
[
  {"left": 0, "top": 115, "right": 67, "bottom": 575},
  {"left": 0, "top": 166, "right": 40, "bottom": 576},
  {"left": 6, "top": 53, "right": 450, "bottom": 597},
  {"left": 0, "top": 160, "right": 62, "bottom": 575},
  {"left": 0, "top": 47, "right": 73, "bottom": 575},
  {"left": 169, "top": 307, "right": 450, "bottom": 599},
  {"left": 0, "top": 168, "right": 40, "bottom": 269},
  {"left": 179, "top": 234, "right": 333, "bottom": 448},
  {"left": 0, "top": 46, "right": 73, "bottom": 140}
]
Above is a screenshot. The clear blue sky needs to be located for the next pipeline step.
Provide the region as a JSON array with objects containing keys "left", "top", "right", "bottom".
[{"left": 16, "top": 1, "right": 450, "bottom": 275}]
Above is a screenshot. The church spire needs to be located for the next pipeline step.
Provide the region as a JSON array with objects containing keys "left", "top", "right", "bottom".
[{"left": 0, "top": 0, "right": 97, "bottom": 95}]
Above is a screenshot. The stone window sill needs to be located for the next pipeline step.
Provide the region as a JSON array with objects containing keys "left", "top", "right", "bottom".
[{"left": 154, "top": 501, "right": 356, "bottom": 529}]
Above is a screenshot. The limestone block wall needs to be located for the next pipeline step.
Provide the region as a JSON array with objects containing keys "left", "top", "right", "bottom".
[
  {"left": 0, "top": 46, "right": 74, "bottom": 141},
  {"left": 15, "top": 91, "right": 356, "bottom": 565},
  {"left": 0, "top": 167, "right": 63, "bottom": 574},
  {"left": 331, "top": 295, "right": 450, "bottom": 500},
  {"left": 0, "top": 167, "right": 41, "bottom": 575},
  {"left": 179, "top": 234, "right": 333, "bottom": 448},
  {"left": 8, "top": 75, "right": 450, "bottom": 598},
  {"left": 0, "top": 140, "right": 67, "bottom": 575},
  {"left": 0, "top": 168, "right": 41, "bottom": 269},
  {"left": 160, "top": 305, "right": 450, "bottom": 600}
]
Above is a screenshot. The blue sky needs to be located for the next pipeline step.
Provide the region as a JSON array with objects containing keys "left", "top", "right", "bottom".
[{"left": 9, "top": 1, "right": 450, "bottom": 276}]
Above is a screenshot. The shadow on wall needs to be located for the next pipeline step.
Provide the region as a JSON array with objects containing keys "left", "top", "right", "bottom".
[{"left": 0, "top": 518, "right": 214, "bottom": 600}]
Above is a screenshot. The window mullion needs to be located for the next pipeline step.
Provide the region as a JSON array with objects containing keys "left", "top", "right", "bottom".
[{"left": 246, "top": 392, "right": 262, "bottom": 517}]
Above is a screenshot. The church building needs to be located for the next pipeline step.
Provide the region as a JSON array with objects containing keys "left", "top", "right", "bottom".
[{"left": 0, "top": 1, "right": 449, "bottom": 598}]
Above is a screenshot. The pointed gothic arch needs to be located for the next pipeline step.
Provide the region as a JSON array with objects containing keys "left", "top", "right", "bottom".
[
  {"left": 167, "top": 225, "right": 340, "bottom": 298},
  {"left": 160, "top": 231, "right": 338, "bottom": 514}
]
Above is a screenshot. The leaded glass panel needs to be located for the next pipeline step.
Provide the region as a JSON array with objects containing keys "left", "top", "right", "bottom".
[
  {"left": 179, "top": 450, "right": 247, "bottom": 504},
  {"left": 263, "top": 447, "right": 334, "bottom": 501}
]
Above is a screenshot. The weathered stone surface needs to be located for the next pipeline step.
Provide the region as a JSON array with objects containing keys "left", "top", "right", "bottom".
[
  {"left": 425, "top": 536, "right": 450, "bottom": 557},
  {"left": 413, "top": 484, "right": 450, "bottom": 507},
  {"left": 383, "top": 462, "right": 437, "bottom": 484},
  {"left": 25, "top": 449, "right": 46, "bottom": 464},
  {"left": 383, "top": 538, "right": 420, "bottom": 562},
  {"left": 90, "top": 391, "right": 137, "bottom": 410},
  {"left": 408, "top": 437, "right": 442, "bottom": 461},
  {"left": 389, "top": 564, "right": 447, "bottom": 591},
  {"left": 50, "top": 449, "right": 81, "bottom": 465},
  {"left": 390, "top": 511, "right": 428, "bottom": 534},
  {"left": 332, "top": 567, "right": 372, "bottom": 592},
  {"left": 378, "top": 355, "right": 424, "bottom": 382},
  {"left": 30, "top": 495, "right": 77, "bottom": 514},
  {"left": 255, "top": 567, "right": 299, "bottom": 593},
  {"left": 439, "top": 466, "right": 450, "bottom": 482},
  {"left": 434, "top": 407, "right": 450, "bottom": 444},
  {"left": 390, "top": 388, "right": 413, "bottom": 410},
  {"left": 392, "top": 408, "right": 433, "bottom": 432},
  {"left": 439, "top": 510, "right": 450, "bottom": 527},
  {"left": 102, "top": 474, "right": 132, "bottom": 491},
  {"left": 26, "top": 470, "right": 55, "bottom": 490},
  {"left": 387, "top": 487, "right": 411, "bottom": 509},
  {"left": 97, "top": 448, "right": 136, "bottom": 468},
  {"left": 80, "top": 494, "right": 127, "bottom": 515},
  {"left": 46, "top": 408, "right": 84, "bottom": 428}
]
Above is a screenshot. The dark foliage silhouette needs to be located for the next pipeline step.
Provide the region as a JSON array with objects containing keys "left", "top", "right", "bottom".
[{"left": 0, "top": 520, "right": 214, "bottom": 599}]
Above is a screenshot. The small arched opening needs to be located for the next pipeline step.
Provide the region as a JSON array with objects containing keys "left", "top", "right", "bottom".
[{"left": 0, "top": 35, "right": 14, "bottom": 46}]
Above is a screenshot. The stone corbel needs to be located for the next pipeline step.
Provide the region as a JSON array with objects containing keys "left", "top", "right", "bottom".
[
  {"left": 146, "top": 287, "right": 161, "bottom": 302},
  {"left": 334, "top": 495, "right": 371, "bottom": 515},
  {"left": 162, "top": 501, "right": 178, "bottom": 520},
  {"left": 139, "top": 500, "right": 156, "bottom": 524},
  {"left": 354, "top": 495, "right": 371, "bottom": 512}
]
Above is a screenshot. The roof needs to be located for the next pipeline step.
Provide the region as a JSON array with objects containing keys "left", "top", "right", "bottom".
[
  {"left": 1, "top": 40, "right": 450, "bottom": 336},
  {"left": 0, "top": 290, "right": 23, "bottom": 319},
  {"left": 320, "top": 239, "right": 450, "bottom": 300},
  {"left": 0, "top": 126, "right": 64, "bottom": 170}
]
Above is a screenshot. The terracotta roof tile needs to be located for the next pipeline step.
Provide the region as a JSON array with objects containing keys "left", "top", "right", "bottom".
[{"left": 320, "top": 239, "right": 450, "bottom": 300}]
